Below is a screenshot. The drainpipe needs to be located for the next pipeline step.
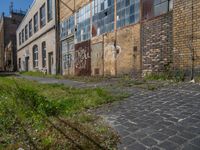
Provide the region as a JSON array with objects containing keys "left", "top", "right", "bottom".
[
  {"left": 55, "top": 0, "right": 61, "bottom": 75},
  {"left": 103, "top": 34, "right": 105, "bottom": 77},
  {"left": 191, "top": 0, "right": 194, "bottom": 80},
  {"left": 114, "top": 0, "right": 117, "bottom": 76}
]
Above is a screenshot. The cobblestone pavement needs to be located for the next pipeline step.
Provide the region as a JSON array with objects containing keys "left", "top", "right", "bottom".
[{"left": 96, "top": 83, "right": 200, "bottom": 150}]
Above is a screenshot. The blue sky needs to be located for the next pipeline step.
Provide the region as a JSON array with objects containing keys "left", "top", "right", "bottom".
[{"left": 0, "top": 0, "right": 33, "bottom": 16}]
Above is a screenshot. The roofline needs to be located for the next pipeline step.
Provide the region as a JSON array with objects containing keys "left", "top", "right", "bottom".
[{"left": 16, "top": 0, "right": 36, "bottom": 33}]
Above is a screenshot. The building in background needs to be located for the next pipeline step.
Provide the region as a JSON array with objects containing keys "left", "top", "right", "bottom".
[
  {"left": 0, "top": 10, "right": 25, "bottom": 71},
  {"left": 17, "top": 0, "right": 57, "bottom": 74}
]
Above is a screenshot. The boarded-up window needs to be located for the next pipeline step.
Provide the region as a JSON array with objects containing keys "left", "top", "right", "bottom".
[
  {"left": 142, "top": 0, "right": 154, "bottom": 20},
  {"left": 142, "top": 0, "right": 172, "bottom": 20}
]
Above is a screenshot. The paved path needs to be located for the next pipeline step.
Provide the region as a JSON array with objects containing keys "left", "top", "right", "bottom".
[
  {"left": 17, "top": 75, "right": 115, "bottom": 88},
  {"left": 16, "top": 75, "right": 200, "bottom": 149},
  {"left": 96, "top": 83, "right": 200, "bottom": 150}
]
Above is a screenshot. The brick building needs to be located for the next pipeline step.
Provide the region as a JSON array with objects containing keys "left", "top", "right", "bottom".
[
  {"left": 0, "top": 11, "right": 25, "bottom": 71},
  {"left": 17, "top": 0, "right": 58, "bottom": 74},
  {"left": 59, "top": 0, "right": 176, "bottom": 77},
  {"left": 16, "top": 0, "right": 200, "bottom": 78}
]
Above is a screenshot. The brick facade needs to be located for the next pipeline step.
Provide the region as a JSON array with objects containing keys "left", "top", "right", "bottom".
[
  {"left": 0, "top": 12, "right": 24, "bottom": 71},
  {"left": 173, "top": 0, "right": 200, "bottom": 75},
  {"left": 141, "top": 12, "right": 173, "bottom": 76},
  {"left": 17, "top": 0, "right": 57, "bottom": 74}
]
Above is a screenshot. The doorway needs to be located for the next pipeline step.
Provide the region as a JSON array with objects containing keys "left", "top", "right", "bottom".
[
  {"left": 48, "top": 52, "right": 53, "bottom": 74},
  {"left": 25, "top": 56, "right": 29, "bottom": 71}
]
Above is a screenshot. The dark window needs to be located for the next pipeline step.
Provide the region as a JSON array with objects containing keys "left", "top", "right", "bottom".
[
  {"left": 18, "top": 58, "right": 21, "bottom": 69},
  {"left": 19, "top": 32, "right": 22, "bottom": 45},
  {"left": 47, "top": 0, "right": 53, "bottom": 21},
  {"left": 40, "top": 4, "right": 46, "bottom": 28},
  {"left": 22, "top": 29, "right": 24, "bottom": 43},
  {"left": 29, "top": 20, "right": 32, "bottom": 37},
  {"left": 142, "top": 0, "right": 171, "bottom": 20},
  {"left": 154, "top": 0, "right": 169, "bottom": 17},
  {"left": 60, "top": 15, "right": 74, "bottom": 39},
  {"left": 42, "top": 42, "right": 46, "bottom": 67},
  {"left": 33, "top": 45, "right": 38, "bottom": 68},
  {"left": 25, "top": 25, "right": 28, "bottom": 40},
  {"left": 34, "top": 12, "right": 38, "bottom": 33}
]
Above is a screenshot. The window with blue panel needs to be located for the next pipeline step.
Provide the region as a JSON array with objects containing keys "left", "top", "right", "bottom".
[
  {"left": 117, "top": 0, "right": 140, "bottom": 29},
  {"left": 75, "top": 3, "right": 91, "bottom": 43},
  {"left": 60, "top": 15, "right": 75, "bottom": 39},
  {"left": 92, "top": 0, "right": 114, "bottom": 37}
]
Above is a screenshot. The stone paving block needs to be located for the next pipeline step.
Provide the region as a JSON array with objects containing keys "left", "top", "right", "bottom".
[
  {"left": 150, "top": 147, "right": 161, "bottom": 150},
  {"left": 96, "top": 83, "right": 200, "bottom": 148},
  {"left": 182, "top": 144, "right": 200, "bottom": 150},
  {"left": 168, "top": 135, "right": 187, "bottom": 145},
  {"left": 126, "top": 142, "right": 146, "bottom": 150},
  {"left": 190, "top": 137, "right": 200, "bottom": 148},
  {"left": 118, "top": 129, "right": 131, "bottom": 137},
  {"left": 158, "top": 141, "right": 178, "bottom": 150},
  {"left": 132, "top": 131, "right": 147, "bottom": 139},
  {"left": 140, "top": 137, "right": 158, "bottom": 147},
  {"left": 186, "top": 126, "right": 200, "bottom": 134},
  {"left": 178, "top": 131, "right": 198, "bottom": 140},
  {"left": 151, "top": 132, "right": 169, "bottom": 141},
  {"left": 159, "top": 128, "right": 177, "bottom": 136},
  {"left": 127, "top": 126, "right": 139, "bottom": 133},
  {"left": 121, "top": 136, "right": 136, "bottom": 146}
]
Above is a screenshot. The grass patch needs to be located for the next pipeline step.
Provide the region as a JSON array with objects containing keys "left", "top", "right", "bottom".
[
  {"left": 0, "top": 77, "right": 123, "bottom": 149},
  {"left": 144, "top": 71, "right": 186, "bottom": 82},
  {"left": 20, "top": 71, "right": 110, "bottom": 83}
]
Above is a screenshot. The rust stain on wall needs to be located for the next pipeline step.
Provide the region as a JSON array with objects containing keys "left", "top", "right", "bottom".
[{"left": 75, "top": 40, "right": 91, "bottom": 76}]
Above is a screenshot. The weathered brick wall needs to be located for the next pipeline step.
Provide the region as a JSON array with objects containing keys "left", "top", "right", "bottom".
[
  {"left": 90, "top": 24, "right": 141, "bottom": 77},
  {"left": 141, "top": 12, "right": 173, "bottom": 76},
  {"left": 116, "top": 24, "right": 141, "bottom": 77},
  {"left": 173, "top": 0, "right": 200, "bottom": 75}
]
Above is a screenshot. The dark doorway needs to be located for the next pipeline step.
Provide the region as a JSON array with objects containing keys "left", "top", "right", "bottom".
[
  {"left": 25, "top": 56, "right": 29, "bottom": 71},
  {"left": 48, "top": 52, "right": 53, "bottom": 74}
]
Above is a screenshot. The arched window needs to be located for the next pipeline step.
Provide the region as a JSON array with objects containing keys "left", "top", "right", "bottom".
[
  {"left": 33, "top": 45, "right": 38, "bottom": 68},
  {"left": 42, "top": 42, "right": 46, "bottom": 67}
]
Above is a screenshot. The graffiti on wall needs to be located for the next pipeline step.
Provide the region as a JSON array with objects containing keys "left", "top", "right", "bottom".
[
  {"left": 75, "top": 40, "right": 91, "bottom": 76},
  {"left": 75, "top": 48, "right": 90, "bottom": 69}
]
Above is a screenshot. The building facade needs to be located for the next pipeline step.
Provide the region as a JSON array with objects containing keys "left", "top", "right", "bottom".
[
  {"left": 17, "top": 0, "right": 57, "bottom": 74},
  {"left": 0, "top": 11, "right": 25, "bottom": 71},
  {"left": 59, "top": 0, "right": 176, "bottom": 77},
  {"left": 173, "top": 0, "right": 200, "bottom": 76},
  {"left": 17, "top": 0, "right": 200, "bottom": 78}
]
